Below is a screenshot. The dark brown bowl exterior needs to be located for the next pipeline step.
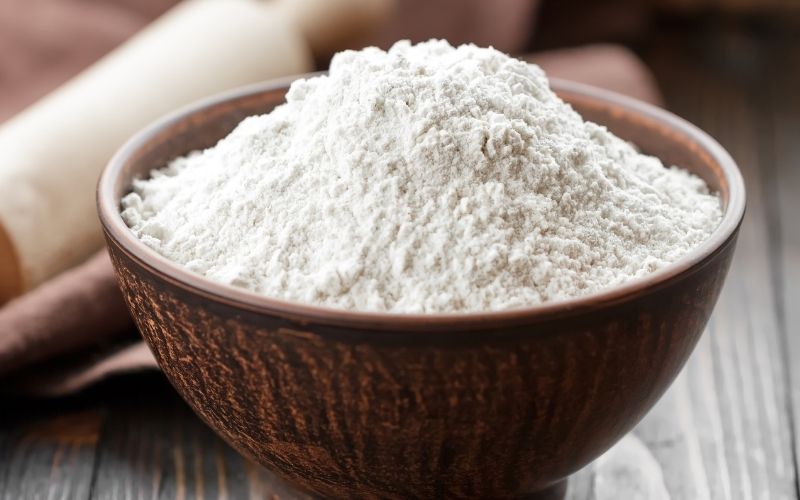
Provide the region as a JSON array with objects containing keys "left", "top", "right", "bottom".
[{"left": 99, "top": 79, "right": 744, "bottom": 499}]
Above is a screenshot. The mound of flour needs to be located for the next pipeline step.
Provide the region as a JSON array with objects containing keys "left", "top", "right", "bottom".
[{"left": 121, "top": 40, "right": 722, "bottom": 313}]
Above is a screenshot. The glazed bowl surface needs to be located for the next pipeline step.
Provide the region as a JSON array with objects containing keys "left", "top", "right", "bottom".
[{"left": 98, "top": 76, "right": 745, "bottom": 499}]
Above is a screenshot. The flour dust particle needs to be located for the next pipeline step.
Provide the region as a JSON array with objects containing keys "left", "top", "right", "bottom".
[{"left": 121, "top": 40, "right": 723, "bottom": 313}]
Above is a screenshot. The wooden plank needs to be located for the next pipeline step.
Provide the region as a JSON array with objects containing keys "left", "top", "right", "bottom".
[
  {"left": 0, "top": 407, "right": 103, "bottom": 500},
  {"left": 601, "top": 21, "right": 798, "bottom": 500},
  {"left": 766, "top": 29, "right": 800, "bottom": 500},
  {"left": 0, "top": 377, "right": 314, "bottom": 500},
  {"left": 88, "top": 374, "right": 311, "bottom": 500}
]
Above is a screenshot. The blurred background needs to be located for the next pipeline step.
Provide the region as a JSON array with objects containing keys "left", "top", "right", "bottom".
[
  {"left": 1, "top": 0, "right": 799, "bottom": 122},
  {"left": 0, "top": 0, "right": 798, "bottom": 498}
]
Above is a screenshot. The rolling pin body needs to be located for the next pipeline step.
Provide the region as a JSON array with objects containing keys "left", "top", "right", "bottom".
[{"left": 0, "top": 0, "right": 313, "bottom": 300}]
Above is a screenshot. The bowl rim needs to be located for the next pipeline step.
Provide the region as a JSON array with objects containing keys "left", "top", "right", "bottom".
[{"left": 98, "top": 76, "right": 746, "bottom": 330}]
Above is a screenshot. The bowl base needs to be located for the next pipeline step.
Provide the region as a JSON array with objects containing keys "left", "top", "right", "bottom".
[{"left": 519, "top": 479, "right": 567, "bottom": 500}]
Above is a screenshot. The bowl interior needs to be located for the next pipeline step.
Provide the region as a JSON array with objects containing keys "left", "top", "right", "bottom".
[{"left": 99, "top": 77, "right": 745, "bottom": 327}]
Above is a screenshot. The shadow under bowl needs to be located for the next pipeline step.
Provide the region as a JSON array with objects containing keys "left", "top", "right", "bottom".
[{"left": 98, "top": 77, "right": 745, "bottom": 499}]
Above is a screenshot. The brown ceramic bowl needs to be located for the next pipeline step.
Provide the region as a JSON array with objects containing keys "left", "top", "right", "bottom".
[{"left": 98, "top": 77, "right": 745, "bottom": 499}]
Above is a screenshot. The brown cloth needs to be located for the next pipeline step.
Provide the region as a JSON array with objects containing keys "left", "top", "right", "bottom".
[
  {"left": 0, "top": 252, "right": 141, "bottom": 377},
  {"left": 0, "top": 0, "right": 662, "bottom": 395},
  {"left": 8, "top": 342, "right": 155, "bottom": 397},
  {"left": 529, "top": 45, "right": 663, "bottom": 106}
]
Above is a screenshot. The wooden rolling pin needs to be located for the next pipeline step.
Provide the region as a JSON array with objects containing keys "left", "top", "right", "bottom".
[{"left": 0, "top": 0, "right": 392, "bottom": 302}]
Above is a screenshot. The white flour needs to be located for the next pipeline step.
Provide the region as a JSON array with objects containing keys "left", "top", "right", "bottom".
[{"left": 121, "top": 40, "right": 722, "bottom": 313}]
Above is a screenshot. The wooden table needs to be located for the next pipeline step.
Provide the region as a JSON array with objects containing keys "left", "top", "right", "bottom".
[{"left": 2, "top": 17, "right": 798, "bottom": 500}]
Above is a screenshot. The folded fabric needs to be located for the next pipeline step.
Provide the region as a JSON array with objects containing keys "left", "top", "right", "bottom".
[
  {"left": 528, "top": 44, "right": 663, "bottom": 106},
  {"left": 0, "top": 251, "right": 135, "bottom": 378},
  {"left": 7, "top": 342, "right": 156, "bottom": 397}
]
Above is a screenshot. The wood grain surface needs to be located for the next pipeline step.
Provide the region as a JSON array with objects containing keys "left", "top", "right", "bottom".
[{"left": 1, "top": 17, "right": 798, "bottom": 500}]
